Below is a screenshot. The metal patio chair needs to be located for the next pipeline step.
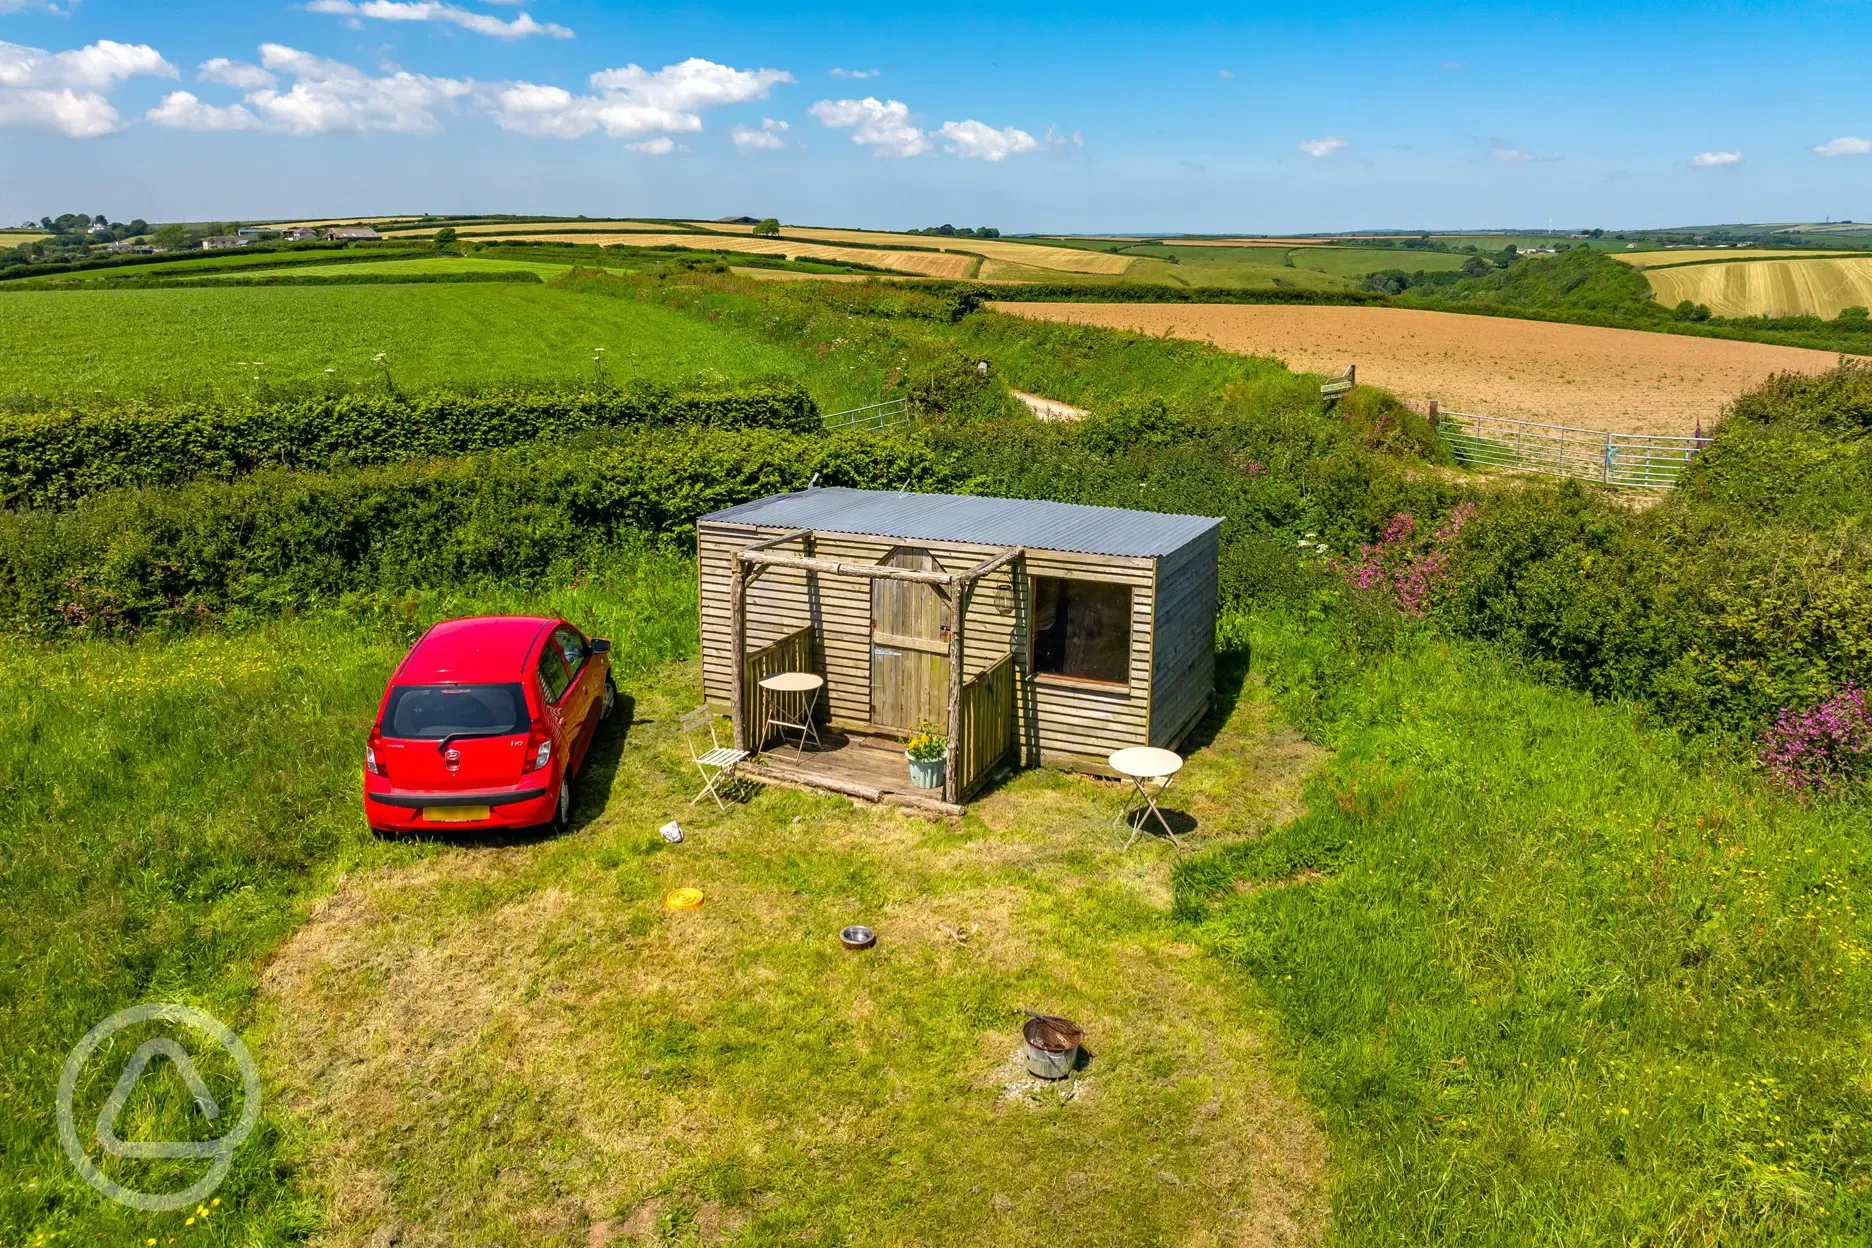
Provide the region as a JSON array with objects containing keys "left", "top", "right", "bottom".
[{"left": 682, "top": 706, "right": 749, "bottom": 809}]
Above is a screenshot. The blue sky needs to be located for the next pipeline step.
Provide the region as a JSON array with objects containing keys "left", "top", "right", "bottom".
[{"left": 1, "top": 0, "right": 1868, "bottom": 232}]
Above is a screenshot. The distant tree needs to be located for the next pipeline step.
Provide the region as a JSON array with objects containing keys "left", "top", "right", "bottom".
[
  {"left": 1589, "top": 228, "right": 1604, "bottom": 239},
  {"left": 752, "top": 218, "right": 781, "bottom": 237},
  {"left": 433, "top": 226, "right": 458, "bottom": 247},
  {"left": 977, "top": 226, "right": 999, "bottom": 238},
  {"left": 150, "top": 223, "right": 191, "bottom": 251},
  {"left": 127, "top": 218, "right": 149, "bottom": 236},
  {"left": 39, "top": 216, "right": 52, "bottom": 229},
  {"left": 935, "top": 224, "right": 956, "bottom": 236},
  {"left": 1834, "top": 305, "right": 1869, "bottom": 329}
]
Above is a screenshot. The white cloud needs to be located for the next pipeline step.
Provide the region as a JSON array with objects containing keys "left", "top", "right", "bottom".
[
  {"left": 147, "top": 90, "right": 260, "bottom": 131},
  {"left": 488, "top": 57, "right": 792, "bottom": 142},
  {"left": 1489, "top": 147, "right": 1533, "bottom": 163},
  {"left": 627, "top": 136, "right": 676, "bottom": 154},
  {"left": 1692, "top": 150, "right": 1741, "bottom": 167},
  {"left": 1297, "top": 135, "right": 1345, "bottom": 158},
  {"left": 197, "top": 57, "right": 276, "bottom": 90},
  {"left": 304, "top": 0, "right": 572, "bottom": 40},
  {"left": 244, "top": 43, "right": 472, "bottom": 134},
  {"left": 0, "top": 39, "right": 175, "bottom": 137},
  {"left": 1815, "top": 136, "right": 1871, "bottom": 157},
  {"left": 829, "top": 67, "right": 878, "bottom": 79},
  {"left": 809, "top": 96, "right": 927, "bottom": 157},
  {"left": 938, "top": 118, "right": 1036, "bottom": 161},
  {"left": 731, "top": 117, "right": 787, "bottom": 151},
  {"left": 1442, "top": 59, "right": 1462, "bottom": 70},
  {"left": 1217, "top": 69, "right": 1233, "bottom": 78}
]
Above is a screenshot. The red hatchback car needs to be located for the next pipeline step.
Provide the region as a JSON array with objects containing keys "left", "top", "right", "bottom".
[{"left": 363, "top": 616, "right": 617, "bottom": 835}]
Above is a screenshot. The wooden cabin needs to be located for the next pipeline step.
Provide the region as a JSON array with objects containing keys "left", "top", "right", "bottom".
[{"left": 698, "top": 488, "right": 1221, "bottom": 814}]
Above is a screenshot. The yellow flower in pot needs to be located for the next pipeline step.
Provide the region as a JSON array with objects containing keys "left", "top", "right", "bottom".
[{"left": 905, "top": 720, "right": 948, "bottom": 789}]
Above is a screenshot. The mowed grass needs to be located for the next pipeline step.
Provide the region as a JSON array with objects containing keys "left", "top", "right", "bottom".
[
  {"left": 0, "top": 281, "right": 811, "bottom": 407},
  {"left": 1097, "top": 245, "right": 1354, "bottom": 291},
  {"left": 0, "top": 553, "right": 701, "bottom": 1247},
  {"left": 2, "top": 559, "right": 1331, "bottom": 1246},
  {"left": 1179, "top": 612, "right": 1872, "bottom": 1242},
  {"left": 1288, "top": 246, "right": 1472, "bottom": 278},
  {"left": 1645, "top": 256, "right": 1872, "bottom": 318}
]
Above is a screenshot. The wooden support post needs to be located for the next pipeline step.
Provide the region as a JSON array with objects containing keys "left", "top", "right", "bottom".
[
  {"left": 730, "top": 559, "right": 748, "bottom": 752},
  {"left": 1427, "top": 399, "right": 1439, "bottom": 427},
  {"left": 943, "top": 580, "right": 968, "bottom": 805}
]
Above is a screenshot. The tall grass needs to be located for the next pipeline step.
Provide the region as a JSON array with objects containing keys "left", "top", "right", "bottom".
[
  {"left": 1178, "top": 609, "right": 1872, "bottom": 1242},
  {"left": 0, "top": 551, "right": 698, "bottom": 1246}
]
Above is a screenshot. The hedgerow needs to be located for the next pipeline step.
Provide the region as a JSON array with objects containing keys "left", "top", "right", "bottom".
[
  {"left": 0, "top": 426, "right": 949, "bottom": 636},
  {"left": 0, "top": 379, "right": 819, "bottom": 508},
  {"left": 3, "top": 270, "right": 543, "bottom": 293}
]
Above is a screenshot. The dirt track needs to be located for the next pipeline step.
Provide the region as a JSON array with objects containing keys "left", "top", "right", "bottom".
[{"left": 995, "top": 302, "right": 1857, "bottom": 432}]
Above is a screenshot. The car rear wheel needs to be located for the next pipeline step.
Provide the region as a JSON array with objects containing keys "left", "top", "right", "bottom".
[
  {"left": 549, "top": 777, "right": 572, "bottom": 835},
  {"left": 600, "top": 675, "right": 618, "bottom": 721}
]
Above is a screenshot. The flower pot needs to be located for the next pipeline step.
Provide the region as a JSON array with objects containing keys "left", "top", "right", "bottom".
[{"left": 906, "top": 751, "right": 946, "bottom": 789}]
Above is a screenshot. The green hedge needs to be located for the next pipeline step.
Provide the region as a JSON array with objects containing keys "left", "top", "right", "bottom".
[
  {"left": 0, "top": 426, "right": 951, "bottom": 636},
  {"left": 0, "top": 380, "right": 820, "bottom": 508},
  {"left": 3, "top": 270, "right": 542, "bottom": 293}
]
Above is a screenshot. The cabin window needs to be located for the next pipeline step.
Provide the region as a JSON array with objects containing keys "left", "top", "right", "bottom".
[{"left": 1031, "top": 576, "right": 1132, "bottom": 686}]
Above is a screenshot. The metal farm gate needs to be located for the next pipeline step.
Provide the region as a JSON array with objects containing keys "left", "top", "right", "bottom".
[{"left": 1439, "top": 412, "right": 1704, "bottom": 490}]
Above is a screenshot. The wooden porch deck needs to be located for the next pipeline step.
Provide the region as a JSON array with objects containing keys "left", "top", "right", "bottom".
[{"left": 740, "top": 729, "right": 966, "bottom": 817}]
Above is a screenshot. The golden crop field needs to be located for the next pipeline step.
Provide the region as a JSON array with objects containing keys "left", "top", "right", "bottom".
[
  {"left": 1644, "top": 257, "right": 1872, "bottom": 317},
  {"left": 1, "top": 232, "right": 49, "bottom": 247},
  {"left": 462, "top": 231, "right": 981, "bottom": 278},
  {"left": 381, "top": 221, "right": 672, "bottom": 238},
  {"left": 269, "top": 215, "right": 420, "bottom": 229},
  {"left": 1613, "top": 248, "right": 1863, "bottom": 269},
  {"left": 685, "top": 223, "right": 1134, "bottom": 275}
]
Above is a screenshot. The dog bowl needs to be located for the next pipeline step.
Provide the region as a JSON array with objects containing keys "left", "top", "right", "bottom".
[{"left": 839, "top": 925, "right": 876, "bottom": 950}]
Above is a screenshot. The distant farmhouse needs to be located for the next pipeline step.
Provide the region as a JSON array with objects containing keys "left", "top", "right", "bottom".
[
  {"left": 325, "top": 226, "right": 381, "bottom": 241},
  {"left": 201, "top": 235, "right": 250, "bottom": 251},
  {"left": 284, "top": 227, "right": 320, "bottom": 241}
]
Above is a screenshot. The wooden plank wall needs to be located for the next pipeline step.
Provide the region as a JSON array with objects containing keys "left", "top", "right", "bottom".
[
  {"left": 742, "top": 626, "right": 815, "bottom": 751},
  {"left": 698, "top": 521, "right": 1161, "bottom": 768},
  {"left": 956, "top": 653, "right": 1015, "bottom": 796},
  {"left": 1149, "top": 527, "right": 1220, "bottom": 750}
]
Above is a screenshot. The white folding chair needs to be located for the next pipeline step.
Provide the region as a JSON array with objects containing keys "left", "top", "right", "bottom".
[{"left": 682, "top": 707, "right": 749, "bottom": 809}]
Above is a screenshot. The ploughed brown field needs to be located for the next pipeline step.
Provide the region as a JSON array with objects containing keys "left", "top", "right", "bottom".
[{"left": 995, "top": 302, "right": 1858, "bottom": 432}]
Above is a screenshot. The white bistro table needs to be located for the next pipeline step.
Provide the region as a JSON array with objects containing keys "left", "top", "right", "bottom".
[
  {"left": 1108, "top": 746, "right": 1185, "bottom": 850},
  {"left": 758, "top": 671, "right": 824, "bottom": 760}
]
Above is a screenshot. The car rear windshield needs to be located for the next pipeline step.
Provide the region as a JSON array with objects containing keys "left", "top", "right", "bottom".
[{"left": 383, "top": 683, "right": 528, "bottom": 739}]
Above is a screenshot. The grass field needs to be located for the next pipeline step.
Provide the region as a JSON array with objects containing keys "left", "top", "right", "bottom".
[
  {"left": 1, "top": 558, "right": 1334, "bottom": 1246},
  {"left": 1645, "top": 256, "right": 1872, "bottom": 317},
  {"left": 16, "top": 248, "right": 432, "bottom": 282},
  {"left": 1288, "top": 246, "right": 1473, "bottom": 278},
  {"left": 466, "top": 232, "right": 984, "bottom": 279},
  {"left": 182, "top": 256, "right": 575, "bottom": 281},
  {"left": 0, "top": 282, "right": 814, "bottom": 408},
  {"left": 1181, "top": 612, "right": 1872, "bottom": 1242}
]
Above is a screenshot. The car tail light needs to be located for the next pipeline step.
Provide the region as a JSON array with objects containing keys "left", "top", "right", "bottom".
[
  {"left": 522, "top": 724, "right": 552, "bottom": 774},
  {"left": 365, "top": 731, "right": 387, "bottom": 777}
]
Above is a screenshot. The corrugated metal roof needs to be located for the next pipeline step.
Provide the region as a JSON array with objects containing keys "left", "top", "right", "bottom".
[{"left": 702, "top": 488, "right": 1220, "bottom": 559}]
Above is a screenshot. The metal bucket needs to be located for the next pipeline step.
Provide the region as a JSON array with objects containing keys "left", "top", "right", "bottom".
[{"left": 1022, "top": 1015, "right": 1083, "bottom": 1080}]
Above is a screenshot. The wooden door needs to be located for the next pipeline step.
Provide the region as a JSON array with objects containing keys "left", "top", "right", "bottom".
[{"left": 870, "top": 548, "right": 949, "bottom": 731}]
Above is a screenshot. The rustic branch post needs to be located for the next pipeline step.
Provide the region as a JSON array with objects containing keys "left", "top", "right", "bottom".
[
  {"left": 729, "top": 558, "right": 748, "bottom": 751},
  {"left": 943, "top": 577, "right": 967, "bottom": 805}
]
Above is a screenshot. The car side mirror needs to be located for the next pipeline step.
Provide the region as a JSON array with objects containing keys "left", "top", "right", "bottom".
[{"left": 590, "top": 638, "right": 611, "bottom": 654}]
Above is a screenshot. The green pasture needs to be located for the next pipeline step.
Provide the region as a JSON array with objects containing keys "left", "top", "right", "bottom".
[
  {"left": 181, "top": 256, "right": 575, "bottom": 281},
  {"left": 1289, "top": 245, "right": 1472, "bottom": 277},
  {"left": 12, "top": 248, "right": 426, "bottom": 282},
  {"left": 0, "top": 282, "right": 811, "bottom": 409},
  {"left": 1179, "top": 611, "right": 1872, "bottom": 1241}
]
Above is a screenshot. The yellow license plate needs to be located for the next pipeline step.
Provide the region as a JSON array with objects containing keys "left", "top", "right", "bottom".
[{"left": 423, "top": 805, "right": 491, "bottom": 823}]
